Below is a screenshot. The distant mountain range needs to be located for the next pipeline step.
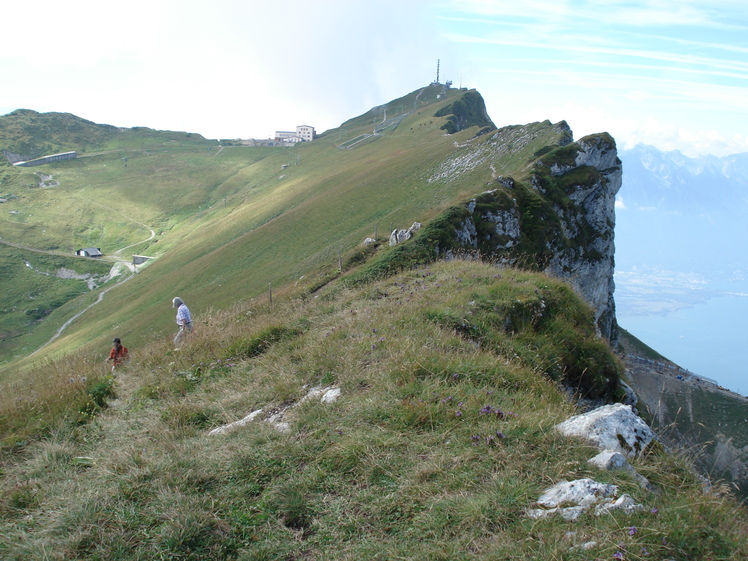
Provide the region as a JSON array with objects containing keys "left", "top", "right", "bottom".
[{"left": 616, "top": 144, "right": 748, "bottom": 275}]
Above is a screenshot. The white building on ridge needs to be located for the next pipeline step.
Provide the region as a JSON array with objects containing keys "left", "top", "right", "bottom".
[{"left": 274, "top": 125, "right": 316, "bottom": 143}]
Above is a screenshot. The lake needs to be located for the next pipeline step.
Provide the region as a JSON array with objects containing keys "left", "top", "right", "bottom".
[{"left": 615, "top": 268, "right": 748, "bottom": 396}]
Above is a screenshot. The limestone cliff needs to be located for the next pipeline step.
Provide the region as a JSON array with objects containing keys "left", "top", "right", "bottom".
[
  {"left": 451, "top": 131, "right": 621, "bottom": 343},
  {"left": 391, "top": 123, "right": 622, "bottom": 345}
]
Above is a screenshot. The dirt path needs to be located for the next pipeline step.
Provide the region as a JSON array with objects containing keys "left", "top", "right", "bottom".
[
  {"left": 9, "top": 200, "right": 157, "bottom": 357},
  {"left": 27, "top": 266, "right": 136, "bottom": 357}
]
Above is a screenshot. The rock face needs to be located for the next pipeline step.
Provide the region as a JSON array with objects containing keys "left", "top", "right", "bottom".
[
  {"left": 546, "top": 134, "right": 622, "bottom": 343},
  {"left": 394, "top": 124, "right": 622, "bottom": 343},
  {"left": 433, "top": 90, "right": 495, "bottom": 135},
  {"left": 418, "top": 125, "right": 621, "bottom": 343},
  {"left": 460, "top": 133, "right": 621, "bottom": 342}
]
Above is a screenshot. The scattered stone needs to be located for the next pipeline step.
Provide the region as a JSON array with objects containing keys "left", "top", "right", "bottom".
[
  {"left": 208, "top": 409, "right": 264, "bottom": 436},
  {"left": 589, "top": 450, "right": 630, "bottom": 470},
  {"left": 537, "top": 478, "right": 617, "bottom": 509},
  {"left": 527, "top": 478, "right": 645, "bottom": 521},
  {"left": 208, "top": 386, "right": 341, "bottom": 436},
  {"left": 320, "top": 387, "right": 341, "bottom": 403},
  {"left": 588, "top": 450, "right": 655, "bottom": 491},
  {"left": 594, "top": 494, "right": 645, "bottom": 516},
  {"left": 389, "top": 222, "right": 421, "bottom": 246},
  {"left": 620, "top": 380, "right": 638, "bottom": 407}
]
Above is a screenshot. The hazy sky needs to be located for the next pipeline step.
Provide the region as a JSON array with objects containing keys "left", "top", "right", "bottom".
[{"left": 2, "top": 0, "right": 747, "bottom": 157}]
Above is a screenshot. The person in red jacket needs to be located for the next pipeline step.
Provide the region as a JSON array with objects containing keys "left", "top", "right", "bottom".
[{"left": 106, "top": 337, "right": 129, "bottom": 372}]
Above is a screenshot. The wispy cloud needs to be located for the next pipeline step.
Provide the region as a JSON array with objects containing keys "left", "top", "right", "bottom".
[
  {"left": 438, "top": 0, "right": 748, "bottom": 156},
  {"left": 446, "top": 0, "right": 747, "bottom": 30}
]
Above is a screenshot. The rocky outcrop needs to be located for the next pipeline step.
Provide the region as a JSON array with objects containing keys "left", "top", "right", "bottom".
[
  {"left": 556, "top": 404, "right": 656, "bottom": 490},
  {"left": 389, "top": 222, "right": 421, "bottom": 246},
  {"left": 433, "top": 91, "right": 495, "bottom": 135},
  {"left": 433, "top": 131, "right": 622, "bottom": 343},
  {"left": 388, "top": 124, "right": 621, "bottom": 344},
  {"left": 545, "top": 134, "right": 621, "bottom": 343},
  {"left": 527, "top": 403, "right": 657, "bottom": 521}
]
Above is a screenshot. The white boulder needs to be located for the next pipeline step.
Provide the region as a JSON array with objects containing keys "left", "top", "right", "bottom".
[
  {"left": 555, "top": 403, "right": 656, "bottom": 458},
  {"left": 527, "top": 478, "right": 645, "bottom": 520}
]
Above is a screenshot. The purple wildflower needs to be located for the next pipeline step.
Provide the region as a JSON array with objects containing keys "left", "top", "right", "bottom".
[
  {"left": 613, "top": 552, "right": 624, "bottom": 560},
  {"left": 455, "top": 411, "right": 462, "bottom": 417},
  {"left": 628, "top": 526, "right": 637, "bottom": 536}
]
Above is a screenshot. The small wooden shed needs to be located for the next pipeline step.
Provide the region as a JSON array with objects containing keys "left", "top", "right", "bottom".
[{"left": 76, "top": 247, "right": 102, "bottom": 257}]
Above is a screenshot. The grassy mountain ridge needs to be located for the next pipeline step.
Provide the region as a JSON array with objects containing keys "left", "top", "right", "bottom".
[
  {"left": 0, "top": 87, "right": 571, "bottom": 371},
  {"left": 1, "top": 260, "right": 746, "bottom": 560},
  {"left": 1, "top": 89, "right": 747, "bottom": 558}
]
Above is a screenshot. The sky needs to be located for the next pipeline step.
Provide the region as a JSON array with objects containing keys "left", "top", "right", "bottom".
[{"left": 2, "top": 0, "right": 747, "bottom": 157}]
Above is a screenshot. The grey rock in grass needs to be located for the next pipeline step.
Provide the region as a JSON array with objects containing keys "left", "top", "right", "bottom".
[
  {"left": 527, "top": 478, "right": 644, "bottom": 521},
  {"left": 208, "top": 386, "right": 341, "bottom": 436},
  {"left": 588, "top": 450, "right": 655, "bottom": 491},
  {"left": 555, "top": 403, "right": 656, "bottom": 458},
  {"left": 389, "top": 222, "right": 421, "bottom": 246}
]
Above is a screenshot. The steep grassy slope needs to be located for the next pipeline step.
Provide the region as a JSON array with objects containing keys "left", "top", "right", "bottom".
[
  {"left": 626, "top": 370, "right": 748, "bottom": 501},
  {"left": 1, "top": 86, "right": 571, "bottom": 372},
  {"left": 1, "top": 261, "right": 746, "bottom": 560},
  {"left": 618, "top": 328, "right": 748, "bottom": 501}
]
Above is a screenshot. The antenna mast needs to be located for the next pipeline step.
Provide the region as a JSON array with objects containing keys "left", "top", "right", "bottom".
[{"left": 436, "top": 59, "right": 440, "bottom": 84}]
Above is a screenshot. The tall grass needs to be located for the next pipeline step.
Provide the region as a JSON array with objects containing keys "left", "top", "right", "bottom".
[{"left": 1, "top": 260, "right": 746, "bottom": 560}]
